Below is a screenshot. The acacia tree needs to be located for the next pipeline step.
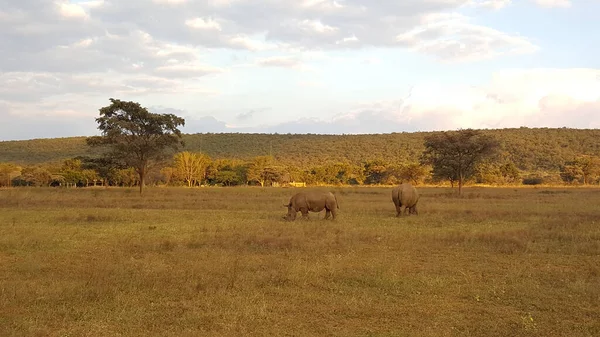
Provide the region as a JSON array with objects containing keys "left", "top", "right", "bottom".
[
  {"left": 173, "top": 151, "right": 211, "bottom": 187},
  {"left": 573, "top": 155, "right": 600, "bottom": 184},
  {"left": 397, "top": 162, "right": 430, "bottom": 185},
  {"left": 560, "top": 156, "right": 600, "bottom": 185},
  {"left": 247, "top": 155, "right": 281, "bottom": 187},
  {"left": 499, "top": 162, "right": 521, "bottom": 184},
  {"left": 421, "top": 129, "right": 500, "bottom": 194},
  {"left": 86, "top": 98, "right": 185, "bottom": 194},
  {"left": 77, "top": 155, "right": 125, "bottom": 186},
  {"left": 363, "top": 159, "right": 388, "bottom": 185},
  {"left": 0, "top": 163, "right": 21, "bottom": 187}
]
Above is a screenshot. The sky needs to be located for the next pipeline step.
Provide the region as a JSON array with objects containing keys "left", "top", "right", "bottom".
[{"left": 1, "top": 0, "right": 599, "bottom": 141}]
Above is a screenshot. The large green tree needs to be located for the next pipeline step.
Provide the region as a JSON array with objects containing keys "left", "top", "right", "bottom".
[
  {"left": 421, "top": 129, "right": 500, "bottom": 194},
  {"left": 86, "top": 98, "right": 185, "bottom": 194}
]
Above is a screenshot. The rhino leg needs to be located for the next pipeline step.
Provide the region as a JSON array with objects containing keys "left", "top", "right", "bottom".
[
  {"left": 324, "top": 207, "right": 337, "bottom": 220},
  {"left": 300, "top": 207, "right": 310, "bottom": 220},
  {"left": 395, "top": 204, "right": 403, "bottom": 217},
  {"left": 330, "top": 208, "right": 337, "bottom": 220},
  {"left": 404, "top": 205, "right": 418, "bottom": 215},
  {"left": 411, "top": 205, "right": 419, "bottom": 215}
]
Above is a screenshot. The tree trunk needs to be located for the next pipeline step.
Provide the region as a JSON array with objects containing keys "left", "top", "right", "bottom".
[{"left": 139, "top": 170, "right": 145, "bottom": 195}]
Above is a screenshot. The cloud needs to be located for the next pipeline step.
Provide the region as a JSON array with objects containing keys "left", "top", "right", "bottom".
[
  {"left": 0, "top": 99, "right": 99, "bottom": 141},
  {"left": 0, "top": 0, "right": 586, "bottom": 142},
  {"left": 532, "top": 0, "right": 572, "bottom": 8},
  {"left": 0, "top": 0, "right": 540, "bottom": 81},
  {"left": 57, "top": 2, "right": 90, "bottom": 18},
  {"left": 182, "top": 116, "right": 229, "bottom": 133},
  {"left": 396, "top": 13, "right": 537, "bottom": 62},
  {"left": 0, "top": 1, "right": 539, "bottom": 83},
  {"left": 185, "top": 17, "right": 223, "bottom": 31},
  {"left": 236, "top": 110, "right": 255, "bottom": 121},
  {"left": 1, "top": 67, "right": 598, "bottom": 141},
  {"left": 183, "top": 67, "right": 600, "bottom": 134},
  {"left": 152, "top": 64, "right": 225, "bottom": 78},
  {"left": 256, "top": 56, "right": 303, "bottom": 68},
  {"left": 466, "top": 0, "right": 512, "bottom": 10},
  {"left": 66, "top": 0, "right": 534, "bottom": 57},
  {"left": 2, "top": 67, "right": 598, "bottom": 141},
  {"left": 234, "top": 107, "right": 271, "bottom": 121},
  {"left": 2, "top": 27, "right": 215, "bottom": 76},
  {"left": 0, "top": 72, "right": 218, "bottom": 103},
  {"left": 332, "top": 68, "right": 600, "bottom": 131}
]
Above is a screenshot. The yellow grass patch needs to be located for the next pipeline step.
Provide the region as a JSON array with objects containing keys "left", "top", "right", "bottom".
[{"left": 1, "top": 186, "right": 599, "bottom": 336}]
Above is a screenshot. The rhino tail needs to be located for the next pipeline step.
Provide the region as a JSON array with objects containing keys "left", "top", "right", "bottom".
[
  {"left": 334, "top": 193, "right": 339, "bottom": 209},
  {"left": 395, "top": 187, "right": 402, "bottom": 206}
]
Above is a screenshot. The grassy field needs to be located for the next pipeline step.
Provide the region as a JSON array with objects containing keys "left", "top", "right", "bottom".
[{"left": 1, "top": 185, "right": 599, "bottom": 336}]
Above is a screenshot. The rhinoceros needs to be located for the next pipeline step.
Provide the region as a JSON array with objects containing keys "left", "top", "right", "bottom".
[
  {"left": 391, "top": 183, "right": 420, "bottom": 217},
  {"left": 283, "top": 191, "right": 339, "bottom": 221}
]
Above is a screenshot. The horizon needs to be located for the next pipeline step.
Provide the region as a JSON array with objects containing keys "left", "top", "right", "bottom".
[
  {"left": 0, "top": 125, "right": 596, "bottom": 144},
  {"left": 1, "top": 0, "right": 599, "bottom": 141}
]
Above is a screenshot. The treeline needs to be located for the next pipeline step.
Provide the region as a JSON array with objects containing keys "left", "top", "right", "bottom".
[
  {"left": 1, "top": 149, "right": 599, "bottom": 188},
  {"left": 2, "top": 128, "right": 600, "bottom": 172}
]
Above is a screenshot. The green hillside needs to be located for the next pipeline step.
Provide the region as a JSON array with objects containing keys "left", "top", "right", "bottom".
[{"left": 1, "top": 127, "right": 600, "bottom": 171}]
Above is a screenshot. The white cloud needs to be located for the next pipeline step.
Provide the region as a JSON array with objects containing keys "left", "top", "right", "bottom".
[
  {"left": 2, "top": 0, "right": 539, "bottom": 73},
  {"left": 153, "top": 64, "right": 225, "bottom": 78},
  {"left": 396, "top": 13, "right": 538, "bottom": 62},
  {"left": 336, "top": 34, "right": 359, "bottom": 45},
  {"left": 256, "top": 56, "right": 303, "bottom": 68},
  {"left": 329, "top": 68, "right": 600, "bottom": 131},
  {"left": 0, "top": 0, "right": 593, "bottom": 141},
  {"left": 179, "top": 68, "right": 598, "bottom": 134},
  {"left": 466, "top": 0, "right": 512, "bottom": 10},
  {"left": 227, "top": 34, "right": 278, "bottom": 51},
  {"left": 185, "top": 17, "right": 222, "bottom": 31},
  {"left": 77, "top": 0, "right": 530, "bottom": 55},
  {"left": 2, "top": 68, "right": 598, "bottom": 140},
  {"left": 0, "top": 70, "right": 219, "bottom": 105},
  {"left": 296, "top": 19, "right": 338, "bottom": 34},
  {"left": 154, "top": 0, "right": 188, "bottom": 4},
  {"left": 532, "top": 0, "right": 572, "bottom": 8},
  {"left": 57, "top": 2, "right": 89, "bottom": 19},
  {"left": 150, "top": 68, "right": 600, "bottom": 135}
]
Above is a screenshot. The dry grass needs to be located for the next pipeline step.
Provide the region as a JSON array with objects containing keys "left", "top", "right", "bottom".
[{"left": 1, "top": 185, "right": 599, "bottom": 336}]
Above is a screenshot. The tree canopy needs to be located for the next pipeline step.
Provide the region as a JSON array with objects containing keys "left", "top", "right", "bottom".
[
  {"left": 421, "top": 129, "right": 500, "bottom": 194},
  {"left": 86, "top": 98, "right": 185, "bottom": 194}
]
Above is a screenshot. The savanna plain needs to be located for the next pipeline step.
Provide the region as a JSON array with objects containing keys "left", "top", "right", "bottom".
[{"left": 1, "top": 186, "right": 599, "bottom": 337}]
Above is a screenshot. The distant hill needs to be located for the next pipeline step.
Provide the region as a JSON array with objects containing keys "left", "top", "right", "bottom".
[{"left": 1, "top": 128, "right": 600, "bottom": 171}]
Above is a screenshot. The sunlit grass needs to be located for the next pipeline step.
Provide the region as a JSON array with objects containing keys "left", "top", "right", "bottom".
[{"left": 1, "top": 186, "right": 599, "bottom": 336}]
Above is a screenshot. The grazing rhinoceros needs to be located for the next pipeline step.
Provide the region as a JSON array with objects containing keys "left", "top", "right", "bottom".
[
  {"left": 283, "top": 191, "right": 339, "bottom": 221},
  {"left": 391, "top": 183, "right": 420, "bottom": 217}
]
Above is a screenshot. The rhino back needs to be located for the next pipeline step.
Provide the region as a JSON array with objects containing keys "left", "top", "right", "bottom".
[
  {"left": 290, "top": 192, "right": 307, "bottom": 209},
  {"left": 399, "top": 183, "right": 419, "bottom": 206}
]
